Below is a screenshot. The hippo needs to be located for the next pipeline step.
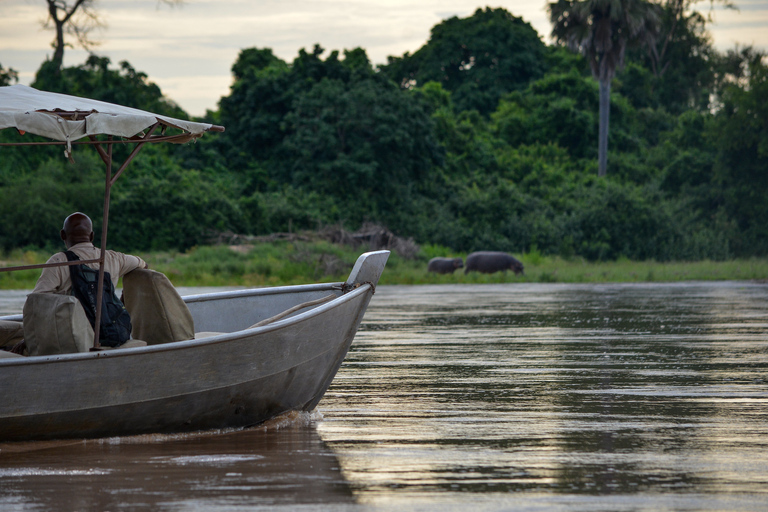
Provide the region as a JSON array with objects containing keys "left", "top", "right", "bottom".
[
  {"left": 464, "top": 251, "right": 524, "bottom": 275},
  {"left": 427, "top": 257, "right": 464, "bottom": 274}
]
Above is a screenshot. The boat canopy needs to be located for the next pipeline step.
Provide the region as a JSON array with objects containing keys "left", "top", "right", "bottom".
[
  {"left": 0, "top": 84, "right": 224, "bottom": 349},
  {"left": 0, "top": 84, "right": 221, "bottom": 148}
]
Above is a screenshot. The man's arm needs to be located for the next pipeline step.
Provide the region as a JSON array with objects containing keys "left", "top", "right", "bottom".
[{"left": 113, "top": 251, "right": 148, "bottom": 278}]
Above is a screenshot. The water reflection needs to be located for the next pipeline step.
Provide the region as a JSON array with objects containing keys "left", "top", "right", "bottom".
[
  {"left": 318, "top": 282, "right": 768, "bottom": 509},
  {"left": 0, "top": 413, "right": 354, "bottom": 511}
]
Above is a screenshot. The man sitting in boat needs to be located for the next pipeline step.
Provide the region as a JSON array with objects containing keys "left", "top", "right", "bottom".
[
  {"left": 31, "top": 212, "right": 148, "bottom": 347},
  {"left": 34, "top": 212, "right": 148, "bottom": 295}
]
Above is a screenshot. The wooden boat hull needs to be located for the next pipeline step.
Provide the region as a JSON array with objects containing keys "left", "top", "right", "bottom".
[{"left": 0, "top": 251, "right": 388, "bottom": 442}]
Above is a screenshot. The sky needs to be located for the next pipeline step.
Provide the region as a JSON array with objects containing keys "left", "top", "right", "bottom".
[{"left": 1, "top": 0, "right": 767, "bottom": 117}]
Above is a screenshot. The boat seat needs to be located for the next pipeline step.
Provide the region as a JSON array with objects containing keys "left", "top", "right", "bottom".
[
  {"left": 106, "top": 339, "right": 147, "bottom": 350},
  {"left": 194, "top": 331, "right": 224, "bottom": 339},
  {"left": 23, "top": 293, "right": 94, "bottom": 356},
  {"left": 122, "top": 268, "right": 195, "bottom": 345},
  {"left": 0, "top": 319, "right": 24, "bottom": 351},
  {"left": 0, "top": 350, "right": 25, "bottom": 359},
  {"left": 22, "top": 294, "right": 148, "bottom": 355}
]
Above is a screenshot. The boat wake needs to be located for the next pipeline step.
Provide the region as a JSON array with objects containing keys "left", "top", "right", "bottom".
[{"left": 87, "top": 409, "right": 325, "bottom": 445}]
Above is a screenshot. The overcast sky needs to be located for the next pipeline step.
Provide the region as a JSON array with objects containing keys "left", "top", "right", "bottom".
[{"left": 2, "top": 0, "right": 767, "bottom": 116}]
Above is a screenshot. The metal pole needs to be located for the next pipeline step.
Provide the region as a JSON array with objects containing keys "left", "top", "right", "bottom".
[{"left": 92, "top": 138, "right": 113, "bottom": 350}]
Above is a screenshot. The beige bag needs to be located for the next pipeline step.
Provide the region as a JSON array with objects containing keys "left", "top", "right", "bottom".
[
  {"left": 122, "top": 269, "right": 194, "bottom": 344},
  {"left": 23, "top": 293, "right": 94, "bottom": 356}
]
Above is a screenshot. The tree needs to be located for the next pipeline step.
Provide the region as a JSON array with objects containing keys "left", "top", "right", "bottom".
[
  {"left": 32, "top": 55, "right": 187, "bottom": 118},
  {"left": 0, "top": 63, "right": 18, "bottom": 86},
  {"left": 618, "top": 0, "right": 734, "bottom": 114},
  {"left": 217, "top": 47, "right": 292, "bottom": 173},
  {"left": 381, "top": 7, "right": 548, "bottom": 115},
  {"left": 708, "top": 47, "right": 768, "bottom": 255},
  {"left": 493, "top": 69, "right": 598, "bottom": 160},
  {"left": 44, "top": 0, "right": 103, "bottom": 71},
  {"left": 548, "top": 0, "right": 661, "bottom": 176},
  {"left": 218, "top": 45, "right": 443, "bottom": 232},
  {"left": 645, "top": 0, "right": 734, "bottom": 79},
  {"left": 43, "top": 0, "right": 182, "bottom": 72},
  {"left": 281, "top": 72, "right": 441, "bottom": 225}
]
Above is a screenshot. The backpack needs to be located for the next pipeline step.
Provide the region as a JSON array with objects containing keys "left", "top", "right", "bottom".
[{"left": 65, "top": 251, "right": 132, "bottom": 347}]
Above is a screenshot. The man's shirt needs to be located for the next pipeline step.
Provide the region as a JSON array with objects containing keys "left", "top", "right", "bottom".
[{"left": 32, "top": 242, "right": 147, "bottom": 295}]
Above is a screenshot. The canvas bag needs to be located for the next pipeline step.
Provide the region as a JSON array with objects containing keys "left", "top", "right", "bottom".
[
  {"left": 23, "top": 293, "right": 94, "bottom": 355},
  {"left": 122, "top": 268, "right": 194, "bottom": 344}
]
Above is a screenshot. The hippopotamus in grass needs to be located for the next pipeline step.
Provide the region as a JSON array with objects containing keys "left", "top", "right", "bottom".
[
  {"left": 427, "top": 257, "right": 464, "bottom": 274},
  {"left": 464, "top": 251, "right": 524, "bottom": 275}
]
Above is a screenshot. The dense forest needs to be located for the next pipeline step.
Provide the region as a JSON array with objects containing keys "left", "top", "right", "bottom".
[{"left": 1, "top": 5, "right": 766, "bottom": 261}]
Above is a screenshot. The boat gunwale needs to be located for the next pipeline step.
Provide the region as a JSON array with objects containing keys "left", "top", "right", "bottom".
[
  {"left": 0, "top": 282, "right": 372, "bottom": 367},
  {"left": 182, "top": 281, "right": 342, "bottom": 303},
  {"left": 0, "top": 282, "right": 345, "bottom": 324}
]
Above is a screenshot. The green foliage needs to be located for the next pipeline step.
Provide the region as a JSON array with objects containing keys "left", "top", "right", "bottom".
[
  {"left": 0, "top": 63, "right": 18, "bottom": 86},
  {"left": 217, "top": 47, "right": 292, "bottom": 170},
  {"left": 147, "top": 241, "right": 364, "bottom": 287},
  {"left": 219, "top": 44, "right": 442, "bottom": 232},
  {"left": 240, "top": 186, "right": 334, "bottom": 235},
  {"left": 281, "top": 75, "right": 439, "bottom": 218},
  {"left": 0, "top": 153, "right": 104, "bottom": 251},
  {"left": 381, "top": 7, "right": 548, "bottom": 115},
  {"left": 33, "top": 56, "right": 187, "bottom": 118},
  {"left": 493, "top": 70, "right": 598, "bottom": 158},
  {"left": 2, "top": 6, "right": 767, "bottom": 266},
  {"left": 418, "top": 243, "right": 460, "bottom": 262},
  {"left": 623, "top": 6, "right": 716, "bottom": 114},
  {"left": 110, "top": 165, "right": 244, "bottom": 252},
  {"left": 548, "top": 0, "right": 663, "bottom": 176},
  {"left": 2, "top": 243, "right": 766, "bottom": 290},
  {"left": 707, "top": 47, "right": 768, "bottom": 255},
  {"left": 564, "top": 181, "right": 671, "bottom": 261}
]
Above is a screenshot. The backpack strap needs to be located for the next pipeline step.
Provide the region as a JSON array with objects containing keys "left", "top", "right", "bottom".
[
  {"left": 65, "top": 250, "right": 95, "bottom": 317},
  {"left": 65, "top": 250, "right": 86, "bottom": 299}
]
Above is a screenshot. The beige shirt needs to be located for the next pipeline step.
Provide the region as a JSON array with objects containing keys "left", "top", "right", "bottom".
[{"left": 32, "top": 242, "right": 147, "bottom": 295}]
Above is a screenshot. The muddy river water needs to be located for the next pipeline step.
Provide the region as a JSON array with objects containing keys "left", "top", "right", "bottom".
[{"left": 1, "top": 281, "right": 767, "bottom": 511}]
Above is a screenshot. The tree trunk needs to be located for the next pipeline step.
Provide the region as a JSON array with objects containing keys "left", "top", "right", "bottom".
[
  {"left": 46, "top": 0, "right": 65, "bottom": 72},
  {"left": 47, "top": 0, "right": 91, "bottom": 73},
  {"left": 52, "top": 21, "right": 65, "bottom": 71},
  {"left": 598, "top": 78, "right": 610, "bottom": 177}
]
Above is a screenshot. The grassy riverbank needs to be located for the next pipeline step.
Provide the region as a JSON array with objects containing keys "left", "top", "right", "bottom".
[{"left": 1, "top": 242, "right": 767, "bottom": 290}]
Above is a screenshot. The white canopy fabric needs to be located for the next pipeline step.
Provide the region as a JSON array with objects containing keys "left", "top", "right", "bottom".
[{"left": 0, "top": 84, "right": 213, "bottom": 144}]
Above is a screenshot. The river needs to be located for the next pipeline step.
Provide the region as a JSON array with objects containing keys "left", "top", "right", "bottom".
[{"left": 1, "top": 282, "right": 767, "bottom": 511}]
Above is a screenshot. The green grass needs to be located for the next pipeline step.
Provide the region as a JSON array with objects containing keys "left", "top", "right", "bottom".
[
  {"left": 2, "top": 242, "right": 767, "bottom": 290},
  {"left": 384, "top": 254, "right": 768, "bottom": 285}
]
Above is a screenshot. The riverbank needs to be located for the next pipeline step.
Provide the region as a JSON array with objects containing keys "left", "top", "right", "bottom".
[{"left": 1, "top": 242, "right": 767, "bottom": 289}]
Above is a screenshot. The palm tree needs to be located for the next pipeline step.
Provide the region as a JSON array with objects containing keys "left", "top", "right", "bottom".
[{"left": 548, "top": 0, "right": 661, "bottom": 176}]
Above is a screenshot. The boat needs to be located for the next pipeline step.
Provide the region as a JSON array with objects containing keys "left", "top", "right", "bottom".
[
  {"left": 0, "top": 84, "right": 389, "bottom": 441},
  {"left": 0, "top": 250, "right": 388, "bottom": 442}
]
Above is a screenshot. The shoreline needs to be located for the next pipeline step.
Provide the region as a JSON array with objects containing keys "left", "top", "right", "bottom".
[{"left": 2, "top": 244, "right": 767, "bottom": 289}]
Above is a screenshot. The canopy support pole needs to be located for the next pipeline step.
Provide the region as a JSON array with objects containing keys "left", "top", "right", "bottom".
[
  {"left": 87, "top": 135, "right": 150, "bottom": 350},
  {"left": 91, "top": 138, "right": 113, "bottom": 350}
]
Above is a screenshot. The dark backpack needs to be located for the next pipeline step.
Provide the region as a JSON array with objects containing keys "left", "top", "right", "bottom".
[{"left": 65, "top": 251, "right": 132, "bottom": 347}]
